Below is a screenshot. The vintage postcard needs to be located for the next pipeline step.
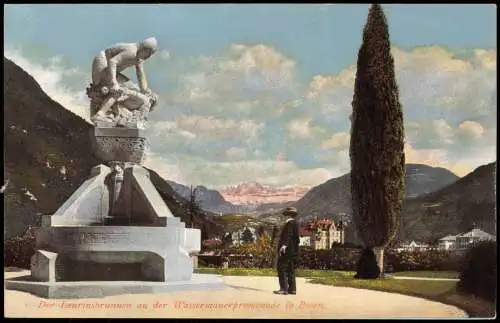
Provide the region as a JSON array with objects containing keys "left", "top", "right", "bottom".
[{"left": 4, "top": 4, "right": 496, "bottom": 319}]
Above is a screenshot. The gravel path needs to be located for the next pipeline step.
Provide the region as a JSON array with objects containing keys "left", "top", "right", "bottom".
[{"left": 4, "top": 271, "right": 467, "bottom": 319}]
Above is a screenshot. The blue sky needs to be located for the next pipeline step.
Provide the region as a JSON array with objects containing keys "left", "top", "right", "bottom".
[
  {"left": 4, "top": 4, "right": 497, "bottom": 189},
  {"left": 5, "top": 4, "right": 496, "bottom": 79}
]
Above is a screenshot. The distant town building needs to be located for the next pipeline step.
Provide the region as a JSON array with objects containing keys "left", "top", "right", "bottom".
[
  {"left": 438, "top": 229, "right": 495, "bottom": 251},
  {"left": 438, "top": 235, "right": 457, "bottom": 250},
  {"left": 299, "top": 219, "right": 344, "bottom": 249},
  {"left": 299, "top": 234, "right": 311, "bottom": 247},
  {"left": 231, "top": 226, "right": 257, "bottom": 245},
  {"left": 394, "top": 240, "right": 431, "bottom": 252}
]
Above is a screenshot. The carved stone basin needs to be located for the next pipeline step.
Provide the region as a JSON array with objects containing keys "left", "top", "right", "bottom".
[{"left": 91, "top": 127, "right": 149, "bottom": 163}]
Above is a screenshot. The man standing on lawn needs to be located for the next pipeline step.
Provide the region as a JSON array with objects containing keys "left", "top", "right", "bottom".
[{"left": 274, "top": 207, "right": 300, "bottom": 295}]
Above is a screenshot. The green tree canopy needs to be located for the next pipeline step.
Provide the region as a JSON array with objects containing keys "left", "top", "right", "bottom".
[
  {"left": 241, "top": 227, "right": 255, "bottom": 244},
  {"left": 350, "top": 4, "right": 405, "bottom": 251}
]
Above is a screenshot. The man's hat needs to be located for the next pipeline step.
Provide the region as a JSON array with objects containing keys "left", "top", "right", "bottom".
[{"left": 282, "top": 207, "right": 298, "bottom": 217}]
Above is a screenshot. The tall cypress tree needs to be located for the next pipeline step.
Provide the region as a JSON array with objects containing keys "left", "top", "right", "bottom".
[{"left": 350, "top": 4, "right": 405, "bottom": 277}]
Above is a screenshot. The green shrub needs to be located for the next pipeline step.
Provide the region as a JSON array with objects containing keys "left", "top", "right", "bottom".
[
  {"left": 457, "top": 240, "right": 497, "bottom": 301},
  {"left": 4, "top": 226, "right": 37, "bottom": 269},
  {"left": 385, "top": 249, "right": 460, "bottom": 272},
  {"left": 203, "top": 243, "right": 461, "bottom": 272}
]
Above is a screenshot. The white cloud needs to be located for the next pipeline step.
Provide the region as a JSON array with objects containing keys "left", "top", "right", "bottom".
[
  {"left": 287, "top": 118, "right": 312, "bottom": 138},
  {"left": 191, "top": 158, "right": 332, "bottom": 188},
  {"left": 221, "top": 43, "right": 296, "bottom": 87},
  {"left": 307, "top": 67, "right": 356, "bottom": 99},
  {"left": 458, "top": 121, "right": 484, "bottom": 140},
  {"left": 225, "top": 147, "right": 248, "bottom": 161},
  {"left": 143, "top": 152, "right": 185, "bottom": 184},
  {"left": 176, "top": 115, "right": 264, "bottom": 140},
  {"left": 151, "top": 121, "right": 197, "bottom": 140},
  {"left": 404, "top": 142, "right": 448, "bottom": 168},
  {"left": 321, "top": 132, "right": 350, "bottom": 150},
  {"left": 308, "top": 46, "right": 496, "bottom": 124},
  {"left": 169, "top": 44, "right": 299, "bottom": 121},
  {"left": 308, "top": 45, "right": 496, "bottom": 176},
  {"left": 158, "top": 50, "right": 171, "bottom": 60},
  {"left": 4, "top": 48, "right": 91, "bottom": 123},
  {"left": 404, "top": 140, "right": 496, "bottom": 177},
  {"left": 433, "top": 119, "right": 454, "bottom": 144},
  {"left": 407, "top": 118, "right": 490, "bottom": 151}
]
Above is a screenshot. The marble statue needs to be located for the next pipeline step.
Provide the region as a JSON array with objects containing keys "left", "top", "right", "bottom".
[
  {"left": 4, "top": 36, "right": 225, "bottom": 299},
  {"left": 87, "top": 37, "right": 160, "bottom": 128}
]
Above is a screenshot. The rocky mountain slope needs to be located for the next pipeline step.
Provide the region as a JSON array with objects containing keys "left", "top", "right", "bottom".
[
  {"left": 400, "top": 162, "right": 496, "bottom": 242},
  {"left": 294, "top": 164, "right": 460, "bottom": 220},
  {"left": 3, "top": 57, "right": 223, "bottom": 239},
  {"left": 4, "top": 57, "right": 101, "bottom": 238},
  {"left": 287, "top": 162, "right": 495, "bottom": 244}
]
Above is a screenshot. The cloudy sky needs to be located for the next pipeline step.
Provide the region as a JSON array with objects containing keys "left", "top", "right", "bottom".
[{"left": 4, "top": 4, "right": 497, "bottom": 189}]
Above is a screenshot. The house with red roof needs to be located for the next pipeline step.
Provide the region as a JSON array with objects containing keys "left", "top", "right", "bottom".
[{"left": 299, "top": 219, "right": 344, "bottom": 249}]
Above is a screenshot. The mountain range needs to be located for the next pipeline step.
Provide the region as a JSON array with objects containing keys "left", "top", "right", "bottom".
[
  {"left": 294, "top": 164, "right": 460, "bottom": 220},
  {"left": 290, "top": 162, "right": 496, "bottom": 244},
  {"left": 399, "top": 161, "right": 496, "bottom": 242},
  {"left": 219, "top": 182, "right": 308, "bottom": 205},
  {"left": 165, "top": 181, "right": 255, "bottom": 214},
  {"left": 167, "top": 164, "right": 461, "bottom": 217}
]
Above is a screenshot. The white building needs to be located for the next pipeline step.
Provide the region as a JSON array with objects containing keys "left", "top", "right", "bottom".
[
  {"left": 300, "top": 219, "right": 344, "bottom": 250},
  {"left": 438, "top": 235, "right": 457, "bottom": 250},
  {"left": 395, "top": 240, "right": 430, "bottom": 252},
  {"left": 455, "top": 229, "right": 495, "bottom": 250},
  {"left": 438, "top": 229, "right": 495, "bottom": 251},
  {"left": 299, "top": 236, "right": 311, "bottom": 247}
]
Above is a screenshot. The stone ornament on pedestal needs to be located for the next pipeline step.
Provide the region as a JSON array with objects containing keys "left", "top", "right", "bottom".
[
  {"left": 6, "top": 37, "right": 225, "bottom": 299},
  {"left": 92, "top": 128, "right": 149, "bottom": 164}
]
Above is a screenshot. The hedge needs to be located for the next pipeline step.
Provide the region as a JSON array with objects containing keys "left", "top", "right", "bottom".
[
  {"left": 4, "top": 227, "right": 36, "bottom": 269},
  {"left": 197, "top": 247, "right": 461, "bottom": 272}
]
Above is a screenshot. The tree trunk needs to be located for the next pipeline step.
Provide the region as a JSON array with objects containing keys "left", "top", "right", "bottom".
[{"left": 373, "top": 247, "right": 384, "bottom": 277}]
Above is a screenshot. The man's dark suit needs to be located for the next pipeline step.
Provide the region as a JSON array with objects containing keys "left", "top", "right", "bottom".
[{"left": 276, "top": 218, "right": 300, "bottom": 293}]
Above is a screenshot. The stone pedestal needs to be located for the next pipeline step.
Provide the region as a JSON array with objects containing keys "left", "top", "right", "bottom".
[{"left": 5, "top": 127, "right": 226, "bottom": 298}]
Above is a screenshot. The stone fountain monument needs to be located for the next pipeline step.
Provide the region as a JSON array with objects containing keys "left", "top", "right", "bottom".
[{"left": 6, "top": 37, "right": 225, "bottom": 298}]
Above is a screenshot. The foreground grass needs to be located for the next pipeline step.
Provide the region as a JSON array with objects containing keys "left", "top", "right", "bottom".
[
  {"left": 311, "top": 276, "right": 495, "bottom": 318},
  {"left": 195, "top": 267, "right": 352, "bottom": 279},
  {"left": 195, "top": 267, "right": 495, "bottom": 318},
  {"left": 391, "top": 270, "right": 459, "bottom": 279}
]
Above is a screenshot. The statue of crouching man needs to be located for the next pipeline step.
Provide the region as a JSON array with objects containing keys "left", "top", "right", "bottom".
[{"left": 87, "top": 37, "right": 160, "bottom": 128}]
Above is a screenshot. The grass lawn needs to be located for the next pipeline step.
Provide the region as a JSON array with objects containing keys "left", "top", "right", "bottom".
[
  {"left": 392, "top": 270, "right": 459, "bottom": 278},
  {"left": 195, "top": 267, "right": 352, "bottom": 279},
  {"left": 195, "top": 267, "right": 495, "bottom": 318},
  {"left": 391, "top": 270, "right": 459, "bottom": 279}
]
